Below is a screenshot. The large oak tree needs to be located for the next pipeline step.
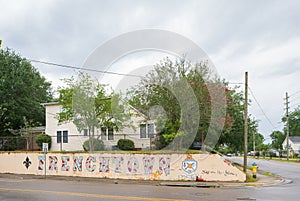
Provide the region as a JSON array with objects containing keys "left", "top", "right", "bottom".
[{"left": 0, "top": 48, "right": 52, "bottom": 136}]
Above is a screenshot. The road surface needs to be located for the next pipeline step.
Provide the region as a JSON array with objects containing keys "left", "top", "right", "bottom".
[{"left": 228, "top": 156, "right": 300, "bottom": 201}]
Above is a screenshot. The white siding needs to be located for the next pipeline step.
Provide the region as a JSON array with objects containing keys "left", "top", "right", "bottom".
[
  {"left": 282, "top": 137, "right": 300, "bottom": 153},
  {"left": 45, "top": 103, "right": 153, "bottom": 151}
]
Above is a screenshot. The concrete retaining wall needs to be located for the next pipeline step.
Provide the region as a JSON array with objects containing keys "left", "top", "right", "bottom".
[{"left": 0, "top": 152, "right": 245, "bottom": 182}]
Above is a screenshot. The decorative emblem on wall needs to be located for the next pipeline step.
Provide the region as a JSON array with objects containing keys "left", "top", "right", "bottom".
[
  {"left": 182, "top": 154, "right": 197, "bottom": 174},
  {"left": 23, "top": 156, "right": 31, "bottom": 169}
]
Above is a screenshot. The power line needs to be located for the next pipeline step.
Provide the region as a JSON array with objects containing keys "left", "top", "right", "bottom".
[
  {"left": 29, "top": 59, "right": 143, "bottom": 78},
  {"left": 290, "top": 90, "right": 300, "bottom": 97},
  {"left": 29, "top": 59, "right": 285, "bottom": 132},
  {"left": 288, "top": 92, "right": 300, "bottom": 109},
  {"left": 248, "top": 86, "right": 277, "bottom": 130},
  {"left": 290, "top": 103, "right": 300, "bottom": 108},
  {"left": 228, "top": 82, "right": 244, "bottom": 85},
  {"left": 289, "top": 95, "right": 300, "bottom": 102}
]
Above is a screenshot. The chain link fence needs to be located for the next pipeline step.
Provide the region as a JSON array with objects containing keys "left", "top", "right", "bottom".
[{"left": 0, "top": 136, "right": 39, "bottom": 151}]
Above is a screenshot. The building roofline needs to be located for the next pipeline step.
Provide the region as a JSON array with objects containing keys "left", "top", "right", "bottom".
[
  {"left": 41, "top": 102, "right": 59, "bottom": 107},
  {"left": 288, "top": 136, "right": 300, "bottom": 143}
]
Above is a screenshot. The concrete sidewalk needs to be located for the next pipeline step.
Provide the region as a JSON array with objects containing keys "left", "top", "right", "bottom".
[{"left": 159, "top": 170, "right": 291, "bottom": 188}]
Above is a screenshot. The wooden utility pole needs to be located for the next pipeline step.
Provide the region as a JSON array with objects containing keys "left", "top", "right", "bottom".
[
  {"left": 253, "top": 130, "right": 256, "bottom": 154},
  {"left": 243, "top": 72, "right": 248, "bottom": 173},
  {"left": 285, "top": 92, "right": 290, "bottom": 160}
]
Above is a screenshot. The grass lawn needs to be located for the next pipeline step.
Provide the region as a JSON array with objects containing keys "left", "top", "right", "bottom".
[{"left": 249, "top": 156, "right": 300, "bottom": 163}]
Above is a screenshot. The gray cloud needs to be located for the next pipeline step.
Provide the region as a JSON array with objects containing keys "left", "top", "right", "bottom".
[{"left": 1, "top": 0, "right": 300, "bottom": 141}]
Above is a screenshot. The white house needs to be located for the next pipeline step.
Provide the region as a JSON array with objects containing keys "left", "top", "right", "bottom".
[
  {"left": 43, "top": 102, "right": 156, "bottom": 151},
  {"left": 282, "top": 136, "right": 300, "bottom": 156}
]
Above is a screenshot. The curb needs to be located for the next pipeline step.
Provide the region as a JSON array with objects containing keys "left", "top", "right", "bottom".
[
  {"left": 160, "top": 182, "right": 220, "bottom": 188},
  {"left": 159, "top": 172, "right": 292, "bottom": 188},
  {"left": 0, "top": 172, "right": 291, "bottom": 188}
]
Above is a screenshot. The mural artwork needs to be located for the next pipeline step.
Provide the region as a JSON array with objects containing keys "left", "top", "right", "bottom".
[
  {"left": 179, "top": 154, "right": 199, "bottom": 180},
  {"left": 32, "top": 154, "right": 244, "bottom": 181},
  {"left": 0, "top": 153, "right": 246, "bottom": 181},
  {"left": 38, "top": 155, "right": 171, "bottom": 176},
  {"left": 23, "top": 156, "right": 31, "bottom": 169}
]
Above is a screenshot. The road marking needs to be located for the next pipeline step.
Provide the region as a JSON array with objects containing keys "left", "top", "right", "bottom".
[{"left": 0, "top": 187, "right": 190, "bottom": 201}]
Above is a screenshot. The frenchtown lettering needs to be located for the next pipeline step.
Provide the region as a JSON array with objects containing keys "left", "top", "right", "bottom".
[{"left": 38, "top": 155, "right": 170, "bottom": 175}]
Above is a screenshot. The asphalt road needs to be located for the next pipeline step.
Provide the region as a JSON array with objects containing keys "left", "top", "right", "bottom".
[
  {"left": 0, "top": 157, "right": 299, "bottom": 201},
  {"left": 0, "top": 177, "right": 234, "bottom": 201},
  {"left": 228, "top": 156, "right": 300, "bottom": 201}
]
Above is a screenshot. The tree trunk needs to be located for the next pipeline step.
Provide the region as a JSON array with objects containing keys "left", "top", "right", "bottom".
[{"left": 88, "top": 128, "right": 94, "bottom": 152}]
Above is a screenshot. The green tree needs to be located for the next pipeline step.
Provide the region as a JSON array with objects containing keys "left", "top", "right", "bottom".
[
  {"left": 0, "top": 48, "right": 52, "bottom": 137},
  {"left": 282, "top": 106, "right": 300, "bottom": 136},
  {"left": 127, "top": 58, "right": 206, "bottom": 150},
  {"left": 127, "top": 57, "right": 245, "bottom": 151},
  {"left": 270, "top": 130, "right": 285, "bottom": 149},
  {"left": 248, "top": 132, "right": 264, "bottom": 152},
  {"left": 35, "top": 133, "right": 52, "bottom": 150},
  {"left": 217, "top": 86, "right": 244, "bottom": 152},
  {"left": 216, "top": 84, "right": 260, "bottom": 153},
  {"left": 58, "top": 72, "right": 132, "bottom": 151},
  {"left": 127, "top": 57, "right": 258, "bottom": 152}
]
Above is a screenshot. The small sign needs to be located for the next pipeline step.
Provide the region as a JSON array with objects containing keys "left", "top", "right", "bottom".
[{"left": 42, "top": 143, "right": 48, "bottom": 154}]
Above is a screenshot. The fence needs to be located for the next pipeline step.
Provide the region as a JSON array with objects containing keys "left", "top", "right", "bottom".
[
  {"left": 0, "top": 134, "right": 200, "bottom": 152},
  {"left": 0, "top": 136, "right": 39, "bottom": 151},
  {"left": 0, "top": 134, "right": 157, "bottom": 151}
]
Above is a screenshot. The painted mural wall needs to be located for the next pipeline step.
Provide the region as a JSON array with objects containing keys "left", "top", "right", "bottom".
[{"left": 0, "top": 152, "right": 245, "bottom": 182}]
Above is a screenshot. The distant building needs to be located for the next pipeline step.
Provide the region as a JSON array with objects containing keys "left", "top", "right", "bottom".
[
  {"left": 268, "top": 148, "right": 280, "bottom": 157},
  {"left": 42, "top": 102, "right": 156, "bottom": 151},
  {"left": 282, "top": 136, "right": 300, "bottom": 156}
]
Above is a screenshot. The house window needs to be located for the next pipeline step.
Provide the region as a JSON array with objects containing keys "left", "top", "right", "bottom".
[
  {"left": 147, "top": 123, "right": 155, "bottom": 138},
  {"left": 57, "top": 131, "right": 62, "bottom": 143},
  {"left": 101, "top": 127, "right": 107, "bottom": 140},
  {"left": 63, "top": 130, "right": 68, "bottom": 143},
  {"left": 57, "top": 130, "right": 68, "bottom": 143},
  {"left": 83, "top": 129, "right": 88, "bottom": 136},
  {"left": 140, "top": 123, "right": 155, "bottom": 138},
  {"left": 101, "top": 127, "right": 114, "bottom": 140},
  {"left": 140, "top": 124, "right": 147, "bottom": 138},
  {"left": 108, "top": 127, "right": 114, "bottom": 140}
]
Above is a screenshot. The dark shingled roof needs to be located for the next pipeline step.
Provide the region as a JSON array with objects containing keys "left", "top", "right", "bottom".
[{"left": 289, "top": 136, "right": 300, "bottom": 143}]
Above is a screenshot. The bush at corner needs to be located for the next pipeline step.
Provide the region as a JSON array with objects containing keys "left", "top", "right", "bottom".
[
  {"left": 35, "top": 134, "right": 52, "bottom": 150},
  {"left": 83, "top": 138, "right": 105, "bottom": 151},
  {"left": 117, "top": 139, "right": 135, "bottom": 150}
]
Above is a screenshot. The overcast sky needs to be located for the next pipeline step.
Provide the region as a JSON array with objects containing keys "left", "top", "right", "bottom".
[{"left": 1, "top": 0, "right": 300, "bottom": 142}]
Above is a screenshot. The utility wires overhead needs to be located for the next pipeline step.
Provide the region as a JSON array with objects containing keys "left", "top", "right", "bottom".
[{"left": 29, "top": 59, "right": 143, "bottom": 78}]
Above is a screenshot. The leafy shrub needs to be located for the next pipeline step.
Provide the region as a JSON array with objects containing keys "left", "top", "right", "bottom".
[
  {"left": 35, "top": 134, "right": 52, "bottom": 150},
  {"left": 117, "top": 139, "right": 135, "bottom": 150},
  {"left": 83, "top": 138, "right": 105, "bottom": 151}
]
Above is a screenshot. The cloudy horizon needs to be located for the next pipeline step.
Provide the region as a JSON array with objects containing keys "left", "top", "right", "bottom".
[{"left": 1, "top": 0, "right": 300, "bottom": 142}]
